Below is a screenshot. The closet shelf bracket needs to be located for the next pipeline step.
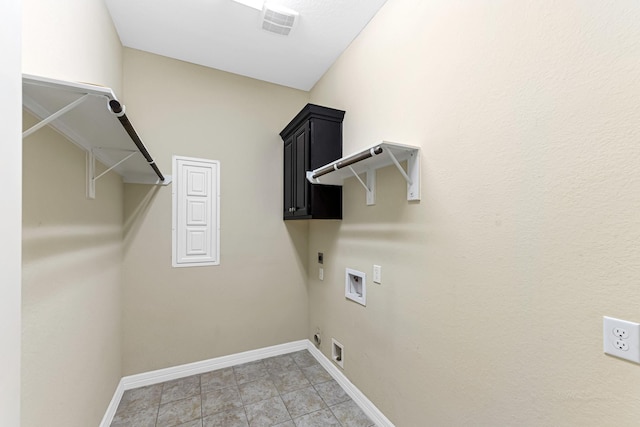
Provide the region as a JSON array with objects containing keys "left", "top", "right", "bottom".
[
  {"left": 386, "top": 149, "right": 413, "bottom": 186},
  {"left": 87, "top": 148, "right": 138, "bottom": 199},
  {"left": 22, "top": 74, "right": 172, "bottom": 199},
  {"left": 306, "top": 141, "right": 420, "bottom": 206},
  {"left": 22, "top": 94, "right": 90, "bottom": 139}
]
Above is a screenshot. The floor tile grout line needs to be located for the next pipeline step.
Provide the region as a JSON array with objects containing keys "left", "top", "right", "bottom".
[
  {"left": 278, "top": 391, "right": 295, "bottom": 426},
  {"left": 199, "top": 373, "right": 203, "bottom": 425},
  {"left": 272, "top": 358, "right": 295, "bottom": 426},
  {"left": 115, "top": 350, "right": 370, "bottom": 427},
  {"left": 234, "top": 365, "right": 252, "bottom": 427},
  {"left": 154, "top": 382, "right": 164, "bottom": 427},
  {"left": 274, "top": 355, "right": 336, "bottom": 425},
  {"left": 327, "top": 403, "right": 346, "bottom": 427}
]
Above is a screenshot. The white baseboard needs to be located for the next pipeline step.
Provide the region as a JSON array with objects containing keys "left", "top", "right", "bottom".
[
  {"left": 305, "top": 341, "right": 395, "bottom": 427},
  {"left": 100, "top": 377, "right": 125, "bottom": 427},
  {"left": 100, "top": 339, "right": 393, "bottom": 427},
  {"left": 100, "top": 340, "right": 307, "bottom": 427},
  {"left": 120, "top": 340, "right": 309, "bottom": 390}
]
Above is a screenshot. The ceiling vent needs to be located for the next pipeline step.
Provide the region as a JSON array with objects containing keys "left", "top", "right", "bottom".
[{"left": 261, "top": 3, "right": 298, "bottom": 36}]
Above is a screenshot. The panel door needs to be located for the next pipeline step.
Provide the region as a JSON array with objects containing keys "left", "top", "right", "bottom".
[
  {"left": 173, "top": 156, "right": 220, "bottom": 267},
  {"left": 293, "top": 123, "right": 309, "bottom": 217},
  {"left": 283, "top": 136, "right": 293, "bottom": 218}
]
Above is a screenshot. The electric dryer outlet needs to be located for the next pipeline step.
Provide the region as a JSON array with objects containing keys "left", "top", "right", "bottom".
[{"left": 603, "top": 316, "right": 640, "bottom": 363}]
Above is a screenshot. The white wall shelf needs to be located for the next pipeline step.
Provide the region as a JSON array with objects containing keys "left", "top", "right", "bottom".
[
  {"left": 22, "top": 74, "right": 171, "bottom": 199},
  {"left": 306, "top": 141, "right": 420, "bottom": 205}
]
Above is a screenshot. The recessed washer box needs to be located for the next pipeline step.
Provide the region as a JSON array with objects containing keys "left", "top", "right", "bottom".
[{"left": 345, "top": 268, "right": 366, "bottom": 306}]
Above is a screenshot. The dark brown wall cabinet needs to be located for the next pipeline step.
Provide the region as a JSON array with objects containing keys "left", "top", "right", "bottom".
[{"left": 280, "top": 104, "right": 345, "bottom": 220}]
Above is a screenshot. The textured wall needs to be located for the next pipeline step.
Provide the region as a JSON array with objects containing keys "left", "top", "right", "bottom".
[
  {"left": 21, "top": 1, "right": 124, "bottom": 425},
  {"left": 308, "top": 0, "right": 640, "bottom": 425},
  {"left": 22, "top": 113, "right": 124, "bottom": 427},
  {"left": 22, "top": 0, "right": 123, "bottom": 93},
  {"left": 121, "top": 49, "right": 311, "bottom": 375},
  {"left": 0, "top": 0, "right": 22, "bottom": 425}
]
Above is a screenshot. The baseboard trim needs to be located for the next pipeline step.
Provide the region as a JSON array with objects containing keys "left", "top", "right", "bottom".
[
  {"left": 100, "top": 339, "right": 393, "bottom": 427},
  {"left": 305, "top": 341, "right": 395, "bottom": 427},
  {"left": 121, "top": 340, "right": 309, "bottom": 390},
  {"left": 99, "top": 377, "right": 125, "bottom": 427}
]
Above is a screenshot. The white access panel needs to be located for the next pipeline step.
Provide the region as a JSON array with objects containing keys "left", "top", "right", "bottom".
[{"left": 172, "top": 156, "right": 220, "bottom": 267}]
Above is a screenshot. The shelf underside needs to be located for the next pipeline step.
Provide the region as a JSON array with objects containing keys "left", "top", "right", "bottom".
[{"left": 22, "top": 75, "right": 169, "bottom": 185}]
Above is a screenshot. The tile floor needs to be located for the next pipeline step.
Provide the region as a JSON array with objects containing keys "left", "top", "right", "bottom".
[{"left": 110, "top": 350, "right": 376, "bottom": 427}]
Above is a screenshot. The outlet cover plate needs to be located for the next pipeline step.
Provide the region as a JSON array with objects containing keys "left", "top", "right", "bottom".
[
  {"left": 373, "top": 265, "right": 381, "bottom": 284},
  {"left": 603, "top": 316, "right": 640, "bottom": 363}
]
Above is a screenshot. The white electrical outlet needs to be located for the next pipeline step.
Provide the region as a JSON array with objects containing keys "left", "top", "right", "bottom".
[
  {"left": 603, "top": 316, "right": 640, "bottom": 363},
  {"left": 319, "top": 267, "right": 324, "bottom": 281}
]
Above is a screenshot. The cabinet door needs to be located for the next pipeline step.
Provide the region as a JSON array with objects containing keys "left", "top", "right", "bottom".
[
  {"left": 283, "top": 136, "right": 293, "bottom": 218},
  {"left": 293, "top": 123, "right": 309, "bottom": 217}
]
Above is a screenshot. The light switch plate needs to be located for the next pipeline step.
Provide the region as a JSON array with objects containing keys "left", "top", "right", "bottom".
[{"left": 373, "top": 265, "right": 381, "bottom": 284}]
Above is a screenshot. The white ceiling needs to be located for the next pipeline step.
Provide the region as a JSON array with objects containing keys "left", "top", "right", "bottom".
[{"left": 105, "top": 0, "right": 388, "bottom": 91}]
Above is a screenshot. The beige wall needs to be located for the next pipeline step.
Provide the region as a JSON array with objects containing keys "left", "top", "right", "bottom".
[
  {"left": 22, "top": 113, "right": 124, "bottom": 427},
  {"left": 121, "top": 49, "right": 311, "bottom": 374},
  {"left": 21, "top": 1, "right": 124, "bottom": 426},
  {"left": 22, "top": 0, "right": 123, "bottom": 93},
  {"left": 309, "top": 0, "right": 640, "bottom": 425},
  {"left": 1, "top": 0, "right": 22, "bottom": 425},
  {"left": 18, "top": 0, "right": 640, "bottom": 425}
]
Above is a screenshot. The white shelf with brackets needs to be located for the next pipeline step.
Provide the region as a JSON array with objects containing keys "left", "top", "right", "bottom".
[
  {"left": 306, "top": 141, "right": 420, "bottom": 205},
  {"left": 22, "top": 74, "right": 171, "bottom": 199}
]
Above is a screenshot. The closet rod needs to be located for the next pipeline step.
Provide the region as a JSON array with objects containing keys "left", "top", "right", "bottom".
[
  {"left": 108, "top": 100, "right": 165, "bottom": 182},
  {"left": 312, "top": 146, "right": 384, "bottom": 179}
]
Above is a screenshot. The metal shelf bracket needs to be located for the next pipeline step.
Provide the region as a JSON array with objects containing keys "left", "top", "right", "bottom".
[
  {"left": 306, "top": 141, "right": 420, "bottom": 205},
  {"left": 22, "top": 74, "right": 172, "bottom": 200},
  {"left": 22, "top": 94, "right": 90, "bottom": 139},
  {"left": 87, "top": 147, "right": 137, "bottom": 199},
  {"left": 346, "top": 166, "right": 376, "bottom": 206}
]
